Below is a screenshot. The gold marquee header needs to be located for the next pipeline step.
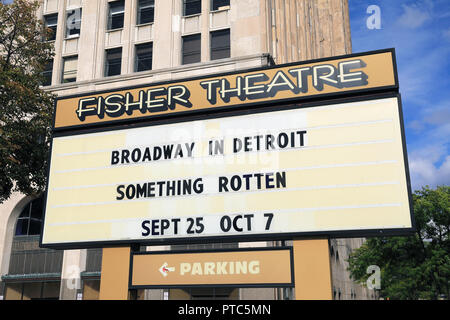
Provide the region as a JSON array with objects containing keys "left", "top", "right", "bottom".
[{"left": 53, "top": 49, "right": 397, "bottom": 130}]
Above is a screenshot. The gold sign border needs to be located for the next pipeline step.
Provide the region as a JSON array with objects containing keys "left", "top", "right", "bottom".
[{"left": 129, "top": 247, "right": 295, "bottom": 289}]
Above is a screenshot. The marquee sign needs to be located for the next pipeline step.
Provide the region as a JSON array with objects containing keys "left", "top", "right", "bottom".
[
  {"left": 41, "top": 49, "right": 413, "bottom": 249},
  {"left": 53, "top": 50, "right": 397, "bottom": 130}
]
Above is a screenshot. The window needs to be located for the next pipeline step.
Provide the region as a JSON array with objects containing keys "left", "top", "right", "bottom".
[
  {"left": 182, "top": 34, "right": 201, "bottom": 64},
  {"left": 15, "top": 197, "right": 43, "bottom": 236},
  {"left": 211, "top": 0, "right": 229, "bottom": 11},
  {"left": 66, "top": 8, "right": 82, "bottom": 38},
  {"left": 108, "top": 0, "right": 125, "bottom": 30},
  {"left": 62, "top": 56, "right": 78, "bottom": 83},
  {"left": 135, "top": 42, "right": 153, "bottom": 72},
  {"left": 137, "top": 0, "right": 154, "bottom": 25},
  {"left": 210, "top": 29, "right": 230, "bottom": 60},
  {"left": 105, "top": 47, "right": 122, "bottom": 76},
  {"left": 44, "top": 13, "right": 58, "bottom": 41},
  {"left": 183, "top": 0, "right": 201, "bottom": 16},
  {"left": 42, "top": 59, "right": 53, "bottom": 86}
]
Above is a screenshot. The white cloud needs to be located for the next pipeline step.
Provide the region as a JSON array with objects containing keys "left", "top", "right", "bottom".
[
  {"left": 397, "top": 4, "right": 431, "bottom": 29},
  {"left": 409, "top": 156, "right": 450, "bottom": 191},
  {"left": 406, "top": 99, "right": 450, "bottom": 190},
  {"left": 408, "top": 143, "right": 450, "bottom": 191}
]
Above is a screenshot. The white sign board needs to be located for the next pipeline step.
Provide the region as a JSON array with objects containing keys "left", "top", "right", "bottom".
[{"left": 41, "top": 96, "right": 413, "bottom": 247}]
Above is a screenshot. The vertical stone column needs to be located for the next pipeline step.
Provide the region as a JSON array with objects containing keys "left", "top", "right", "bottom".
[
  {"left": 200, "top": 0, "right": 210, "bottom": 62},
  {"left": 77, "top": 0, "right": 100, "bottom": 81},
  {"left": 49, "top": 0, "right": 65, "bottom": 84},
  {"left": 59, "top": 249, "right": 87, "bottom": 300},
  {"left": 152, "top": 0, "right": 177, "bottom": 69},
  {"left": 121, "top": 0, "right": 134, "bottom": 74},
  {"left": 230, "top": 0, "right": 265, "bottom": 58},
  {"left": 94, "top": 0, "right": 107, "bottom": 79}
]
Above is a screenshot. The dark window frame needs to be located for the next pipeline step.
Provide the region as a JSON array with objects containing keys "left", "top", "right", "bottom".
[
  {"left": 210, "top": 28, "right": 230, "bottom": 60},
  {"left": 211, "top": 0, "right": 229, "bottom": 11},
  {"left": 44, "top": 13, "right": 58, "bottom": 41},
  {"left": 61, "top": 55, "right": 78, "bottom": 83},
  {"left": 107, "top": 0, "right": 125, "bottom": 31},
  {"left": 137, "top": 0, "right": 155, "bottom": 25},
  {"left": 182, "top": 33, "right": 201, "bottom": 65},
  {"left": 105, "top": 47, "right": 122, "bottom": 77},
  {"left": 135, "top": 42, "right": 153, "bottom": 72},
  {"left": 15, "top": 198, "right": 44, "bottom": 237},
  {"left": 183, "top": 0, "right": 201, "bottom": 16},
  {"left": 41, "top": 59, "right": 53, "bottom": 86}
]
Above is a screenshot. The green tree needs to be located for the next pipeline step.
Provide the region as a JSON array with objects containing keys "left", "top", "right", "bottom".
[
  {"left": 348, "top": 185, "right": 450, "bottom": 299},
  {"left": 0, "top": 0, "right": 54, "bottom": 203}
]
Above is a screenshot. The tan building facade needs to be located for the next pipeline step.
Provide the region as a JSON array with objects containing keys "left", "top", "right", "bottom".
[{"left": 0, "top": 0, "right": 373, "bottom": 300}]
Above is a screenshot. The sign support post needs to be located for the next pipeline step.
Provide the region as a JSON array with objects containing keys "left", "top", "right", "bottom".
[
  {"left": 99, "top": 246, "right": 132, "bottom": 300},
  {"left": 293, "top": 239, "right": 333, "bottom": 300}
]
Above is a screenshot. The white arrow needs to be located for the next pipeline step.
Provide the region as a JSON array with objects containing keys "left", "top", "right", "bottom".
[{"left": 159, "top": 262, "right": 175, "bottom": 277}]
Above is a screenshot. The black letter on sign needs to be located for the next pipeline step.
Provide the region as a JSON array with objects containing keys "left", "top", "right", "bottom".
[
  {"left": 116, "top": 185, "right": 125, "bottom": 200},
  {"left": 111, "top": 150, "right": 120, "bottom": 165},
  {"left": 142, "top": 220, "right": 151, "bottom": 236},
  {"left": 220, "top": 215, "right": 232, "bottom": 232},
  {"left": 218, "top": 176, "right": 229, "bottom": 192}
]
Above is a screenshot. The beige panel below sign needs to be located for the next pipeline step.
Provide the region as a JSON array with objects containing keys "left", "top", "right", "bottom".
[{"left": 130, "top": 249, "right": 293, "bottom": 287}]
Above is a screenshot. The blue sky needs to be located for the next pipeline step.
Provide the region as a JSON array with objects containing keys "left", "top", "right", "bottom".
[{"left": 349, "top": 0, "right": 450, "bottom": 191}]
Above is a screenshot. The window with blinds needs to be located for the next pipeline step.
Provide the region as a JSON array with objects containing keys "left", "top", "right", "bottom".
[
  {"left": 105, "top": 47, "right": 122, "bottom": 77},
  {"left": 108, "top": 0, "right": 125, "bottom": 30},
  {"left": 182, "top": 34, "right": 201, "bottom": 65},
  {"left": 135, "top": 42, "right": 153, "bottom": 72},
  {"left": 211, "top": 0, "right": 230, "bottom": 11},
  {"left": 210, "top": 29, "right": 230, "bottom": 60},
  {"left": 183, "top": 0, "right": 201, "bottom": 16},
  {"left": 62, "top": 56, "right": 77, "bottom": 83},
  {"left": 137, "top": 0, "right": 155, "bottom": 25}
]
